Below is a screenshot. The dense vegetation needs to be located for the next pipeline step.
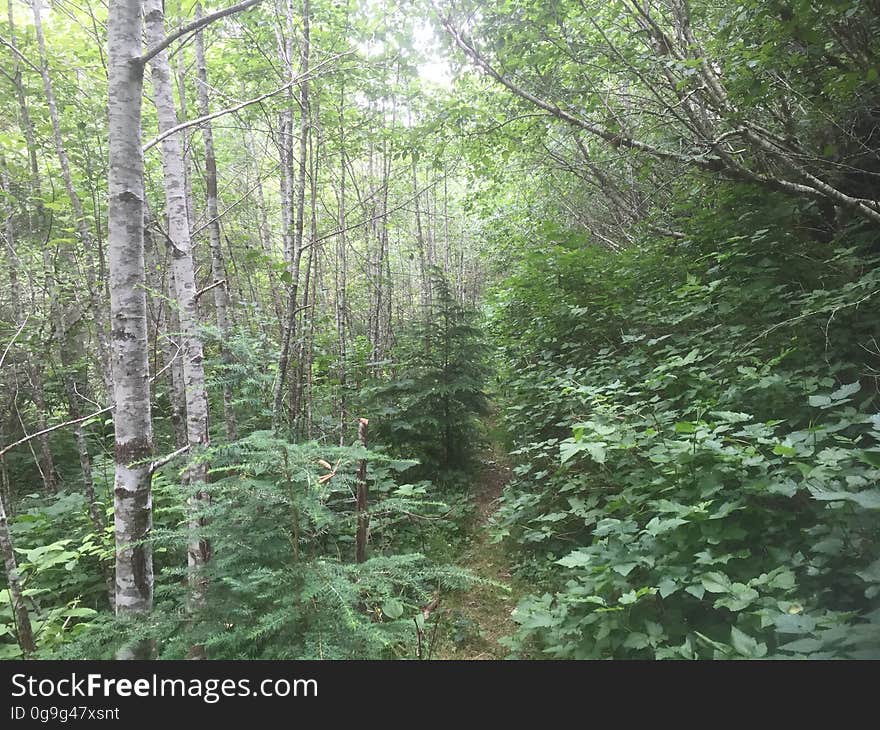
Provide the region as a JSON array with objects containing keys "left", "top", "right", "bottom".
[
  {"left": 491, "top": 187, "right": 880, "bottom": 658},
  {"left": 1, "top": 0, "right": 879, "bottom": 659}
]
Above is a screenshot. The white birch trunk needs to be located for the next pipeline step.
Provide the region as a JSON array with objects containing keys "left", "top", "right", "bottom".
[
  {"left": 273, "top": 0, "right": 310, "bottom": 433},
  {"left": 107, "top": 0, "right": 155, "bottom": 620},
  {"left": 31, "top": 0, "right": 113, "bottom": 402},
  {"left": 144, "top": 0, "right": 211, "bottom": 622},
  {"left": 334, "top": 87, "right": 348, "bottom": 446}
]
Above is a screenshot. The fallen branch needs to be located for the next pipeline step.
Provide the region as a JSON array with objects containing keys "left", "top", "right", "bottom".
[
  {"left": 421, "top": 594, "right": 441, "bottom": 620},
  {"left": 740, "top": 288, "right": 880, "bottom": 351},
  {"left": 317, "top": 458, "right": 341, "bottom": 484}
]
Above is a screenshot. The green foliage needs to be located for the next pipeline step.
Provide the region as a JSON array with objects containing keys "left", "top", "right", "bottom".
[
  {"left": 490, "top": 185, "right": 880, "bottom": 659},
  {"left": 0, "top": 463, "right": 189, "bottom": 658},
  {"left": 56, "top": 432, "right": 484, "bottom": 659},
  {"left": 369, "top": 268, "right": 491, "bottom": 487}
]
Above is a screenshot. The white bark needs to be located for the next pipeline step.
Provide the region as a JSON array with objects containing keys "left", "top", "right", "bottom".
[
  {"left": 31, "top": 0, "right": 113, "bottom": 400},
  {"left": 273, "top": 0, "right": 310, "bottom": 433},
  {"left": 144, "top": 0, "right": 211, "bottom": 616},
  {"left": 107, "top": 0, "right": 154, "bottom": 617},
  {"left": 3, "top": 12, "right": 57, "bottom": 496},
  {"left": 334, "top": 89, "right": 348, "bottom": 446}
]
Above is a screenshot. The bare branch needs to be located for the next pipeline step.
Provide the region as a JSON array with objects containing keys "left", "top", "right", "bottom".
[
  {"left": 0, "top": 35, "right": 41, "bottom": 75},
  {"left": 0, "top": 314, "right": 29, "bottom": 371},
  {"left": 143, "top": 52, "right": 349, "bottom": 153},
  {"left": 149, "top": 444, "right": 191, "bottom": 474},
  {"left": 144, "top": 81, "right": 292, "bottom": 152},
  {"left": 195, "top": 279, "right": 226, "bottom": 300},
  {"left": 141, "top": 0, "right": 263, "bottom": 66},
  {"left": 0, "top": 406, "right": 112, "bottom": 459}
]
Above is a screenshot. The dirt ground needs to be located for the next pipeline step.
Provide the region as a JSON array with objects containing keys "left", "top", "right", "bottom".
[{"left": 431, "top": 445, "right": 522, "bottom": 660}]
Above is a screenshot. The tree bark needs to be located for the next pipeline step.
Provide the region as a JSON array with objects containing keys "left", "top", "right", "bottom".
[
  {"left": 273, "top": 0, "right": 311, "bottom": 434},
  {"left": 31, "top": 0, "right": 113, "bottom": 401},
  {"left": 355, "top": 417, "right": 369, "bottom": 563},
  {"left": 4, "top": 10, "right": 57, "bottom": 496},
  {"left": 334, "top": 93, "right": 348, "bottom": 446},
  {"left": 194, "top": 6, "right": 237, "bottom": 442},
  {"left": 0, "top": 484, "right": 35, "bottom": 657},
  {"left": 107, "top": 0, "right": 155, "bottom": 626},
  {"left": 144, "top": 0, "right": 211, "bottom": 635}
]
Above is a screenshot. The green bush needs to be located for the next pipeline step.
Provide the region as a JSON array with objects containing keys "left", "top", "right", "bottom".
[
  {"left": 55, "top": 432, "right": 484, "bottom": 659},
  {"left": 490, "top": 185, "right": 880, "bottom": 659},
  {"left": 369, "top": 268, "right": 490, "bottom": 487}
]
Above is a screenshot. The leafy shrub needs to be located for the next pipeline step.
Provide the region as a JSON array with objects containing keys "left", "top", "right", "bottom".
[{"left": 490, "top": 186, "right": 880, "bottom": 659}]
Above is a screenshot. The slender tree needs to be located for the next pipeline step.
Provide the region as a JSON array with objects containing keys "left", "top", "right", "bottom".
[
  {"left": 194, "top": 5, "right": 237, "bottom": 440},
  {"left": 144, "top": 0, "right": 212, "bottom": 636},
  {"left": 107, "top": 0, "right": 155, "bottom": 629}
]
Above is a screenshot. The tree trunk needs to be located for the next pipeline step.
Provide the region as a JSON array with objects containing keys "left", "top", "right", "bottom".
[
  {"left": 194, "top": 6, "right": 237, "bottom": 441},
  {"left": 273, "top": 0, "right": 311, "bottom": 434},
  {"left": 246, "top": 130, "right": 285, "bottom": 334},
  {"left": 144, "top": 0, "right": 211, "bottom": 639},
  {"left": 335, "top": 103, "right": 348, "bottom": 446},
  {"left": 31, "top": 0, "right": 113, "bottom": 402},
  {"left": 107, "top": 0, "right": 155, "bottom": 629},
  {"left": 0, "top": 484, "right": 35, "bottom": 657},
  {"left": 3, "top": 12, "right": 57, "bottom": 496},
  {"left": 355, "top": 417, "right": 369, "bottom": 563}
]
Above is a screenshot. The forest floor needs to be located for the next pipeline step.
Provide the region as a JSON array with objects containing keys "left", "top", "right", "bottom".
[{"left": 432, "top": 437, "right": 522, "bottom": 660}]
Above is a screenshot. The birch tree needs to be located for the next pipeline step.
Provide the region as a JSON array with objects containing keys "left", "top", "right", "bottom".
[
  {"left": 107, "top": 0, "right": 154, "bottom": 624},
  {"left": 273, "top": 0, "right": 311, "bottom": 434},
  {"left": 144, "top": 0, "right": 212, "bottom": 629}
]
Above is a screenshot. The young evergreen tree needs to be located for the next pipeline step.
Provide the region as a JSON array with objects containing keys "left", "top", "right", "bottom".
[{"left": 372, "top": 267, "right": 489, "bottom": 486}]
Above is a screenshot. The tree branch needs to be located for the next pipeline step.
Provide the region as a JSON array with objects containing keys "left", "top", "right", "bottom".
[
  {"left": 0, "top": 35, "right": 41, "bottom": 75},
  {"left": 0, "top": 406, "right": 112, "bottom": 459},
  {"left": 143, "top": 53, "right": 348, "bottom": 152},
  {"left": 140, "top": 0, "right": 263, "bottom": 66},
  {"left": 195, "top": 279, "right": 226, "bottom": 299},
  {"left": 0, "top": 314, "right": 29, "bottom": 371},
  {"left": 430, "top": 2, "right": 723, "bottom": 172},
  {"left": 150, "top": 444, "right": 191, "bottom": 474},
  {"left": 144, "top": 81, "right": 291, "bottom": 152},
  {"left": 432, "top": 3, "right": 880, "bottom": 227}
]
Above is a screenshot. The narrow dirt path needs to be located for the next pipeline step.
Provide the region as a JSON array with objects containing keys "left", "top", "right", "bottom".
[{"left": 433, "top": 442, "right": 521, "bottom": 659}]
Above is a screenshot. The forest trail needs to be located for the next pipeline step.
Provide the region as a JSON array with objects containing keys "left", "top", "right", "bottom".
[{"left": 434, "top": 437, "right": 520, "bottom": 660}]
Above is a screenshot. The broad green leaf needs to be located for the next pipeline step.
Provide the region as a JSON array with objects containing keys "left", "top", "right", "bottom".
[
  {"left": 381, "top": 599, "right": 404, "bottom": 620},
  {"left": 658, "top": 579, "right": 679, "bottom": 598},
  {"left": 556, "top": 550, "right": 592, "bottom": 568},
  {"left": 830, "top": 381, "right": 860, "bottom": 400},
  {"left": 730, "top": 626, "right": 766, "bottom": 657},
  {"left": 772, "top": 444, "right": 796, "bottom": 457},
  {"left": 701, "top": 572, "right": 731, "bottom": 593}
]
